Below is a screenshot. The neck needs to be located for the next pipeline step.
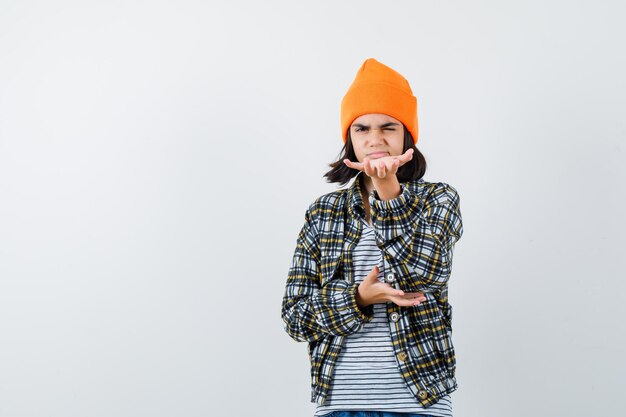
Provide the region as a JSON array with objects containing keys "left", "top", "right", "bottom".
[{"left": 360, "top": 175, "right": 375, "bottom": 198}]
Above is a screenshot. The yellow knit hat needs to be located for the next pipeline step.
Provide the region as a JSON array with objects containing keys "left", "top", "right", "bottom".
[{"left": 341, "top": 58, "right": 418, "bottom": 144}]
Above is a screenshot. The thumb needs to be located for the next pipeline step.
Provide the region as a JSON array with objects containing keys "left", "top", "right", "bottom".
[
  {"left": 367, "top": 265, "right": 404, "bottom": 296},
  {"left": 365, "top": 265, "right": 380, "bottom": 282}
]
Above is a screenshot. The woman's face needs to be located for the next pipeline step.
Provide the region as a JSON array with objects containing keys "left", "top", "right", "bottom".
[{"left": 349, "top": 113, "right": 405, "bottom": 163}]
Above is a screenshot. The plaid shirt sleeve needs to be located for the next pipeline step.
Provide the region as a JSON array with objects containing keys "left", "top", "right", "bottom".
[
  {"left": 281, "top": 202, "right": 374, "bottom": 343},
  {"left": 369, "top": 182, "right": 463, "bottom": 293}
]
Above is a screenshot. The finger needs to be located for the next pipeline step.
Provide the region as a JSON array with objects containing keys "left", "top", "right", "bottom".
[
  {"left": 389, "top": 296, "right": 423, "bottom": 307},
  {"left": 391, "top": 290, "right": 425, "bottom": 301},
  {"left": 364, "top": 158, "right": 374, "bottom": 177},
  {"left": 379, "top": 283, "right": 404, "bottom": 296},
  {"left": 371, "top": 159, "right": 380, "bottom": 178},
  {"left": 401, "top": 148, "right": 414, "bottom": 162},
  {"left": 402, "top": 294, "right": 427, "bottom": 302},
  {"left": 368, "top": 265, "right": 379, "bottom": 276},
  {"left": 371, "top": 161, "right": 380, "bottom": 178},
  {"left": 402, "top": 292, "right": 427, "bottom": 300},
  {"left": 388, "top": 287, "right": 405, "bottom": 297},
  {"left": 391, "top": 159, "right": 400, "bottom": 174},
  {"left": 379, "top": 163, "right": 387, "bottom": 178},
  {"left": 364, "top": 265, "right": 380, "bottom": 282},
  {"left": 387, "top": 287, "right": 425, "bottom": 298},
  {"left": 392, "top": 149, "right": 412, "bottom": 166},
  {"left": 343, "top": 159, "right": 363, "bottom": 170}
]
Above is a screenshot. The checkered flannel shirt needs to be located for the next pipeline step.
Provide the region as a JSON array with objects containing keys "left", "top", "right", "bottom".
[{"left": 281, "top": 170, "right": 464, "bottom": 408}]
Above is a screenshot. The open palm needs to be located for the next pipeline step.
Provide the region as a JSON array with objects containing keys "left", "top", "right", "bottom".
[{"left": 343, "top": 148, "right": 414, "bottom": 179}]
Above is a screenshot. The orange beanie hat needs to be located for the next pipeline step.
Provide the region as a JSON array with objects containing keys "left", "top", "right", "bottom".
[{"left": 341, "top": 58, "right": 418, "bottom": 144}]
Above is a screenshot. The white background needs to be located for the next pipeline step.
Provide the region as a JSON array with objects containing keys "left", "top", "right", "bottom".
[{"left": 1, "top": 1, "right": 625, "bottom": 416}]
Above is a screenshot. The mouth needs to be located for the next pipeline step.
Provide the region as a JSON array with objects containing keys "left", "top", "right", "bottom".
[{"left": 368, "top": 152, "right": 389, "bottom": 158}]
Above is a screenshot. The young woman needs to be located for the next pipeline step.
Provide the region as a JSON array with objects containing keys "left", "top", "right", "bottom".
[{"left": 281, "top": 58, "right": 464, "bottom": 417}]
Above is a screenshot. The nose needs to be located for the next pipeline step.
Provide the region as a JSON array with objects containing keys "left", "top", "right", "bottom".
[{"left": 368, "top": 128, "right": 386, "bottom": 144}]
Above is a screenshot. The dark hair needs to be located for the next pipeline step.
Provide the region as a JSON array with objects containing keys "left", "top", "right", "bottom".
[{"left": 323, "top": 126, "right": 427, "bottom": 186}]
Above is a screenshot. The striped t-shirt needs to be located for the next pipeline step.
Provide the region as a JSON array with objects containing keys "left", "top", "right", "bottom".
[{"left": 313, "top": 219, "right": 453, "bottom": 417}]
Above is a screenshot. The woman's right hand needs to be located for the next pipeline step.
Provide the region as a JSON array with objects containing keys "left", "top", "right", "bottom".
[{"left": 356, "top": 265, "right": 427, "bottom": 308}]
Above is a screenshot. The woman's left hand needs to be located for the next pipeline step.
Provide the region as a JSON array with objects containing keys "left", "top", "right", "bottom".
[{"left": 343, "top": 148, "right": 414, "bottom": 179}]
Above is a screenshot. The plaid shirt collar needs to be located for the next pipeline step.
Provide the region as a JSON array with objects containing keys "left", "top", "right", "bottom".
[{"left": 346, "top": 170, "right": 366, "bottom": 221}]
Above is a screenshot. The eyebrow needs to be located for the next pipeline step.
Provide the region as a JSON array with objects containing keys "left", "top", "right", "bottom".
[{"left": 352, "top": 122, "right": 400, "bottom": 128}]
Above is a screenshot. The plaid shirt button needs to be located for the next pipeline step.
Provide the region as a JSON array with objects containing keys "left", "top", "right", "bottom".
[
  {"left": 397, "top": 351, "right": 408, "bottom": 362},
  {"left": 385, "top": 272, "right": 396, "bottom": 283},
  {"left": 418, "top": 390, "right": 428, "bottom": 399},
  {"left": 389, "top": 312, "right": 400, "bottom": 322}
]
